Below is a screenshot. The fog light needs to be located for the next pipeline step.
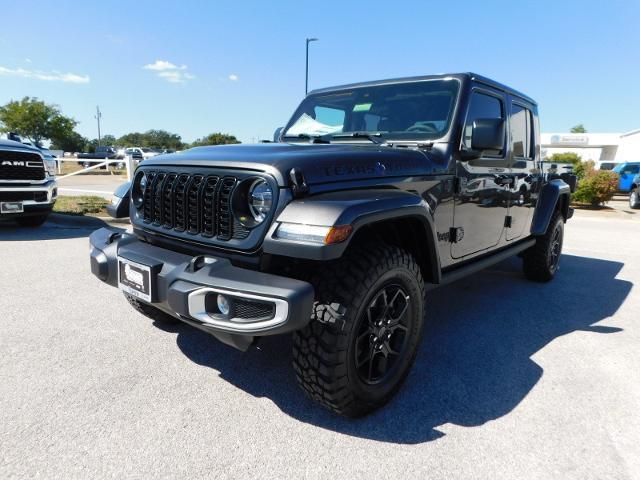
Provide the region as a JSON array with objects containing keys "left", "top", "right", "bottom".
[{"left": 217, "top": 294, "right": 231, "bottom": 316}]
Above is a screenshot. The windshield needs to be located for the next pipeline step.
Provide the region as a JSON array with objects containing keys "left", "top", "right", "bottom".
[{"left": 283, "top": 79, "right": 459, "bottom": 142}]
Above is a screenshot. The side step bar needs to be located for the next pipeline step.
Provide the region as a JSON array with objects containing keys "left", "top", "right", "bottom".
[{"left": 434, "top": 238, "right": 536, "bottom": 288}]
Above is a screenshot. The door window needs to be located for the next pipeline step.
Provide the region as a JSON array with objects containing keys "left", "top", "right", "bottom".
[
  {"left": 463, "top": 91, "right": 505, "bottom": 156},
  {"left": 510, "top": 104, "right": 533, "bottom": 159}
]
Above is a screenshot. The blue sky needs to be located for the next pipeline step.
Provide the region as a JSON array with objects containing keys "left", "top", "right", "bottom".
[{"left": 0, "top": 0, "right": 638, "bottom": 143}]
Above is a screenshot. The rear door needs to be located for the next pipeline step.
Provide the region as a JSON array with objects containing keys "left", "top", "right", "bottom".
[{"left": 505, "top": 100, "right": 537, "bottom": 240}]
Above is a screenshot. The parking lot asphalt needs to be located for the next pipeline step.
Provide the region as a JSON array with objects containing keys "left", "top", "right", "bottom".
[
  {"left": 0, "top": 214, "right": 638, "bottom": 479},
  {"left": 57, "top": 174, "right": 128, "bottom": 199}
]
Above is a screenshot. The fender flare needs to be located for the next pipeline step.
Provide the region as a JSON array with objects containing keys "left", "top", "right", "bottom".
[
  {"left": 530, "top": 179, "right": 571, "bottom": 235},
  {"left": 263, "top": 189, "right": 441, "bottom": 281}
]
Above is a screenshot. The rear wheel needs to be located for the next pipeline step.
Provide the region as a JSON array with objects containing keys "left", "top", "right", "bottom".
[
  {"left": 292, "top": 243, "right": 425, "bottom": 417},
  {"left": 124, "top": 293, "right": 179, "bottom": 324},
  {"left": 629, "top": 188, "right": 640, "bottom": 209},
  {"left": 16, "top": 214, "right": 48, "bottom": 227},
  {"left": 523, "top": 211, "right": 564, "bottom": 282}
]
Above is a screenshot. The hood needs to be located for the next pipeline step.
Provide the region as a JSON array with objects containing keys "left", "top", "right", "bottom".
[
  {"left": 0, "top": 138, "right": 41, "bottom": 152},
  {"left": 143, "top": 142, "right": 445, "bottom": 186}
]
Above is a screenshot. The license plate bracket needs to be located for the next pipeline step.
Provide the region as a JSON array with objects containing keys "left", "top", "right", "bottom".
[
  {"left": 118, "top": 257, "right": 153, "bottom": 302},
  {"left": 1, "top": 202, "right": 24, "bottom": 214}
]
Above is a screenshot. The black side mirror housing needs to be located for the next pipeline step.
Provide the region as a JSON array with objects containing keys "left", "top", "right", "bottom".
[
  {"left": 106, "top": 181, "right": 131, "bottom": 219},
  {"left": 273, "top": 127, "right": 284, "bottom": 143},
  {"left": 471, "top": 118, "right": 505, "bottom": 152}
]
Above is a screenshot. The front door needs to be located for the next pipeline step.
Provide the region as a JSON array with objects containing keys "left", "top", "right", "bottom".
[{"left": 452, "top": 89, "right": 509, "bottom": 259}]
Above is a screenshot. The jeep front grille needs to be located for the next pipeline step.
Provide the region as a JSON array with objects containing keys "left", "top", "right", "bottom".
[
  {"left": 140, "top": 171, "right": 250, "bottom": 241},
  {"left": 0, "top": 151, "right": 45, "bottom": 181}
]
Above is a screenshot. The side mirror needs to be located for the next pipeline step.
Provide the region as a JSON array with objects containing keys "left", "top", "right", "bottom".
[
  {"left": 106, "top": 181, "right": 131, "bottom": 219},
  {"left": 273, "top": 127, "right": 284, "bottom": 143},
  {"left": 471, "top": 118, "right": 504, "bottom": 152}
]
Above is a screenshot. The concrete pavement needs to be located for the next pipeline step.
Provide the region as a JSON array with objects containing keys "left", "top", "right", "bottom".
[{"left": 0, "top": 214, "right": 638, "bottom": 479}]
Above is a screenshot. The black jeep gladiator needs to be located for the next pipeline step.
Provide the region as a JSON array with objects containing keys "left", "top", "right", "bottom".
[
  {"left": 0, "top": 138, "right": 58, "bottom": 226},
  {"left": 90, "top": 73, "right": 575, "bottom": 417}
]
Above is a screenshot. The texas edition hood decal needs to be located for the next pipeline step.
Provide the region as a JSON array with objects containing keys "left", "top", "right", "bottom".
[{"left": 144, "top": 143, "right": 444, "bottom": 186}]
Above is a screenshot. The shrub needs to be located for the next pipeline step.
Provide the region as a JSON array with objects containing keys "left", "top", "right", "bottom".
[
  {"left": 572, "top": 170, "right": 619, "bottom": 207},
  {"left": 547, "top": 152, "right": 582, "bottom": 166},
  {"left": 574, "top": 159, "right": 595, "bottom": 180}
]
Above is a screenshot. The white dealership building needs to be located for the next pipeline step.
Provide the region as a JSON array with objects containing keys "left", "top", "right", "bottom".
[{"left": 541, "top": 129, "right": 640, "bottom": 164}]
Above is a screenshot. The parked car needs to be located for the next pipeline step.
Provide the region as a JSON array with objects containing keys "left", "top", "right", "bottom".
[
  {"left": 0, "top": 138, "right": 57, "bottom": 226},
  {"left": 141, "top": 148, "right": 161, "bottom": 159},
  {"left": 596, "top": 161, "right": 618, "bottom": 171},
  {"left": 629, "top": 174, "right": 640, "bottom": 209},
  {"left": 612, "top": 162, "right": 640, "bottom": 192},
  {"left": 90, "top": 72, "right": 575, "bottom": 417},
  {"left": 77, "top": 146, "right": 118, "bottom": 169}
]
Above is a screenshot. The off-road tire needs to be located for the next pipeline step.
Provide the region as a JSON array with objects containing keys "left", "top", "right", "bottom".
[
  {"left": 16, "top": 214, "right": 48, "bottom": 227},
  {"left": 629, "top": 188, "right": 640, "bottom": 209},
  {"left": 292, "top": 243, "right": 425, "bottom": 418},
  {"left": 124, "top": 292, "right": 179, "bottom": 323},
  {"left": 523, "top": 211, "right": 564, "bottom": 282}
]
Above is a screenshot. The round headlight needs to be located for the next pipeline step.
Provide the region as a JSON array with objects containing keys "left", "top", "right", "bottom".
[
  {"left": 248, "top": 179, "right": 273, "bottom": 222},
  {"left": 132, "top": 171, "right": 146, "bottom": 209}
]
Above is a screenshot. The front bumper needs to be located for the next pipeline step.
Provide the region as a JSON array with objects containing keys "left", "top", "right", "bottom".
[
  {"left": 0, "top": 179, "right": 57, "bottom": 219},
  {"left": 89, "top": 228, "right": 315, "bottom": 350}
]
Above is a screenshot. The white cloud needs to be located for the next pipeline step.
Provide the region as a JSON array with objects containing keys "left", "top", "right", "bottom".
[
  {"left": 24, "top": 58, "right": 32, "bottom": 64},
  {"left": 0, "top": 66, "right": 89, "bottom": 84},
  {"left": 228, "top": 74, "right": 238, "bottom": 81},
  {"left": 143, "top": 59, "right": 193, "bottom": 83}
]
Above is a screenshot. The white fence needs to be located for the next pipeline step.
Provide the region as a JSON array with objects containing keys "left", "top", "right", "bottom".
[
  {"left": 55, "top": 156, "right": 136, "bottom": 181},
  {"left": 54, "top": 156, "right": 136, "bottom": 197}
]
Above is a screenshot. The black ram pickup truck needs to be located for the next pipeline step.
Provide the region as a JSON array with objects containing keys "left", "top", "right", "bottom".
[
  {"left": 90, "top": 73, "right": 575, "bottom": 417},
  {"left": 0, "top": 138, "right": 58, "bottom": 226}
]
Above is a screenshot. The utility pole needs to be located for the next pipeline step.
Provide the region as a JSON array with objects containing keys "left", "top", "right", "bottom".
[
  {"left": 95, "top": 106, "right": 102, "bottom": 146},
  {"left": 305, "top": 38, "right": 318, "bottom": 94}
]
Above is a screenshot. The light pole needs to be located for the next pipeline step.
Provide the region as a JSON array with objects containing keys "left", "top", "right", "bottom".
[
  {"left": 95, "top": 105, "right": 102, "bottom": 146},
  {"left": 305, "top": 37, "right": 318, "bottom": 94}
]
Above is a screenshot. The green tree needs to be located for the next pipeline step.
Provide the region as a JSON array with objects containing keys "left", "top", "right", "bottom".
[
  {"left": 570, "top": 124, "right": 587, "bottom": 133},
  {"left": 100, "top": 134, "right": 117, "bottom": 147},
  {"left": 0, "top": 97, "right": 78, "bottom": 146},
  {"left": 117, "top": 132, "right": 145, "bottom": 147},
  {"left": 50, "top": 131, "right": 87, "bottom": 152},
  {"left": 142, "top": 129, "right": 183, "bottom": 149},
  {"left": 190, "top": 132, "right": 240, "bottom": 148}
]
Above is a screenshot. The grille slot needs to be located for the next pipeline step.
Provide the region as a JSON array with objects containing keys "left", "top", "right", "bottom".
[
  {"left": 0, "top": 151, "right": 45, "bottom": 181},
  {"left": 186, "top": 175, "right": 204, "bottom": 234},
  {"left": 152, "top": 173, "right": 166, "bottom": 225},
  {"left": 217, "top": 177, "right": 236, "bottom": 240},
  {"left": 161, "top": 173, "right": 177, "bottom": 228},
  {"left": 234, "top": 299, "right": 276, "bottom": 321},
  {"left": 139, "top": 170, "right": 240, "bottom": 241},
  {"left": 201, "top": 176, "right": 219, "bottom": 237},
  {"left": 142, "top": 172, "right": 156, "bottom": 223}
]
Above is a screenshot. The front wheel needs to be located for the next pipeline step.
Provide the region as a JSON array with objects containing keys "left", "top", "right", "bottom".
[
  {"left": 629, "top": 188, "right": 640, "bottom": 209},
  {"left": 523, "top": 212, "right": 564, "bottom": 282},
  {"left": 292, "top": 244, "right": 425, "bottom": 417}
]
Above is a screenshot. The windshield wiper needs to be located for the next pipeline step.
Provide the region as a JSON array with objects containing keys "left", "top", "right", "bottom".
[
  {"left": 282, "top": 133, "right": 331, "bottom": 144},
  {"left": 330, "top": 132, "right": 384, "bottom": 144}
]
